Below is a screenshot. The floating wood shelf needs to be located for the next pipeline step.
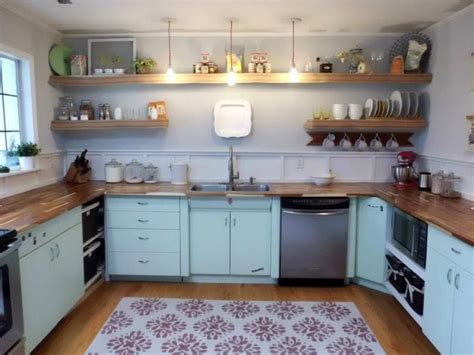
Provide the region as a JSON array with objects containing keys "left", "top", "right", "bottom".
[
  {"left": 304, "top": 118, "right": 427, "bottom": 147},
  {"left": 51, "top": 119, "right": 168, "bottom": 131},
  {"left": 48, "top": 73, "right": 433, "bottom": 87},
  {"left": 466, "top": 115, "right": 474, "bottom": 121}
]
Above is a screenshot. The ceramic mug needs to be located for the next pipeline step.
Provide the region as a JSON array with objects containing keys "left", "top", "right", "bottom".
[
  {"left": 370, "top": 134, "right": 383, "bottom": 151},
  {"left": 386, "top": 134, "right": 399, "bottom": 151},
  {"left": 354, "top": 134, "right": 368, "bottom": 151},
  {"left": 322, "top": 133, "right": 336, "bottom": 149},
  {"left": 339, "top": 133, "right": 352, "bottom": 150}
]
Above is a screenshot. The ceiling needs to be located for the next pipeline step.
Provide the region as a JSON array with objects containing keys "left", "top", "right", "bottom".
[{"left": 1, "top": 0, "right": 473, "bottom": 35}]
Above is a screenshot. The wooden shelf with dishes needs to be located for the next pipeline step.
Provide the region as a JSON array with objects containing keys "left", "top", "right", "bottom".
[
  {"left": 304, "top": 118, "right": 426, "bottom": 147},
  {"left": 48, "top": 72, "right": 433, "bottom": 87},
  {"left": 51, "top": 119, "right": 168, "bottom": 131}
]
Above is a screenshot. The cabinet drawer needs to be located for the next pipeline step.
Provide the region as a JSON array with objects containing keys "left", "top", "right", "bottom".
[
  {"left": 106, "top": 196, "right": 179, "bottom": 212},
  {"left": 108, "top": 229, "right": 180, "bottom": 253},
  {"left": 108, "top": 252, "right": 180, "bottom": 276},
  {"left": 428, "top": 225, "right": 473, "bottom": 273},
  {"left": 19, "top": 207, "right": 81, "bottom": 258},
  {"left": 189, "top": 197, "right": 272, "bottom": 210},
  {"left": 106, "top": 211, "right": 180, "bottom": 230}
]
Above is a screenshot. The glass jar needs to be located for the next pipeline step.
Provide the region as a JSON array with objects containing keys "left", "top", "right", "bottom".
[
  {"left": 80, "top": 100, "right": 95, "bottom": 120},
  {"left": 431, "top": 170, "right": 445, "bottom": 195},
  {"left": 125, "top": 159, "right": 144, "bottom": 184},
  {"left": 144, "top": 164, "right": 159, "bottom": 184},
  {"left": 104, "top": 159, "right": 123, "bottom": 183},
  {"left": 440, "top": 173, "right": 461, "bottom": 199}
]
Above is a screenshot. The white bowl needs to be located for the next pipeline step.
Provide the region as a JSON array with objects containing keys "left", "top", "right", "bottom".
[
  {"left": 113, "top": 68, "right": 125, "bottom": 74},
  {"left": 311, "top": 173, "right": 335, "bottom": 186}
]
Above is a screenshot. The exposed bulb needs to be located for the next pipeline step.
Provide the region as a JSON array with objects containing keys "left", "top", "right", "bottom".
[
  {"left": 166, "top": 66, "right": 176, "bottom": 82},
  {"left": 289, "top": 65, "right": 299, "bottom": 82},
  {"left": 227, "top": 69, "right": 237, "bottom": 86}
]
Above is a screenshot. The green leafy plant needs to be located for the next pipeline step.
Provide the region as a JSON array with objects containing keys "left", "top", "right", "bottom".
[
  {"left": 12, "top": 142, "right": 41, "bottom": 157},
  {"left": 132, "top": 57, "right": 157, "bottom": 74}
]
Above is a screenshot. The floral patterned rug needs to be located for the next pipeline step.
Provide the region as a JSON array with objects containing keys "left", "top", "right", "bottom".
[{"left": 86, "top": 298, "right": 385, "bottom": 355}]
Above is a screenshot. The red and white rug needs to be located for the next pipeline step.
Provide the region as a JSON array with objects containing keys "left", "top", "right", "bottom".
[{"left": 86, "top": 298, "right": 385, "bottom": 355}]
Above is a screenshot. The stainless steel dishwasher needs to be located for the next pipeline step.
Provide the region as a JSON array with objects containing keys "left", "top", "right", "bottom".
[{"left": 279, "top": 197, "right": 350, "bottom": 286}]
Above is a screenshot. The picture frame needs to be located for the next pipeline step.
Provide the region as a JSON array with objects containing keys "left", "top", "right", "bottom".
[{"left": 87, "top": 38, "right": 136, "bottom": 75}]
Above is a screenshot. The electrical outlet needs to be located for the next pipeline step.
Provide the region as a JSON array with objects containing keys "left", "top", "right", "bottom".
[{"left": 296, "top": 157, "right": 304, "bottom": 169}]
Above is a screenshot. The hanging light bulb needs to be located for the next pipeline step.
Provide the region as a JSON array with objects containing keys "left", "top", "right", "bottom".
[
  {"left": 164, "top": 18, "right": 176, "bottom": 82},
  {"left": 227, "top": 18, "right": 237, "bottom": 86},
  {"left": 289, "top": 18, "right": 301, "bottom": 83}
]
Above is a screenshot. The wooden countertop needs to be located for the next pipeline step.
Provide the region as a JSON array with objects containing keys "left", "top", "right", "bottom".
[{"left": 1, "top": 181, "right": 473, "bottom": 245}]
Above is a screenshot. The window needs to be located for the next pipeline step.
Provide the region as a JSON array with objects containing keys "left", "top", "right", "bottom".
[{"left": 0, "top": 57, "right": 21, "bottom": 152}]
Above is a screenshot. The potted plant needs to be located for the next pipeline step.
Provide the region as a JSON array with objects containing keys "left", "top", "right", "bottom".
[
  {"left": 13, "top": 142, "right": 41, "bottom": 170},
  {"left": 132, "top": 57, "right": 157, "bottom": 74}
]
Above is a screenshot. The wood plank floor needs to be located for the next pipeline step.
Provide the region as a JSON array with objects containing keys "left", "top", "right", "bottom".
[{"left": 33, "top": 282, "right": 437, "bottom": 355}]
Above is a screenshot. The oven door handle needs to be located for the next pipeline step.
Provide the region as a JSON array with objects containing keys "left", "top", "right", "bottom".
[
  {"left": 0, "top": 239, "right": 21, "bottom": 259},
  {"left": 282, "top": 209, "right": 348, "bottom": 217}
]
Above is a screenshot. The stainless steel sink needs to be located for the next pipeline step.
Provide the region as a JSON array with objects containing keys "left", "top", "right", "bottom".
[
  {"left": 190, "top": 184, "right": 230, "bottom": 192},
  {"left": 231, "top": 184, "right": 271, "bottom": 192}
]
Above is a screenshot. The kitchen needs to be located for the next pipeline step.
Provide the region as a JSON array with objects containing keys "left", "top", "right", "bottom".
[{"left": 0, "top": 0, "right": 473, "bottom": 354}]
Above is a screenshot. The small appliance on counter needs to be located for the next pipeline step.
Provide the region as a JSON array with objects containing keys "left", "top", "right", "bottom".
[
  {"left": 170, "top": 162, "right": 188, "bottom": 185},
  {"left": 392, "top": 151, "right": 417, "bottom": 189},
  {"left": 125, "top": 159, "right": 144, "bottom": 184},
  {"left": 418, "top": 171, "right": 431, "bottom": 191},
  {"left": 104, "top": 159, "right": 123, "bottom": 183},
  {"left": 144, "top": 164, "right": 159, "bottom": 184}
]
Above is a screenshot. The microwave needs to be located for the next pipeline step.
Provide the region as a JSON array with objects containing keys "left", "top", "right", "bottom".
[{"left": 392, "top": 208, "right": 428, "bottom": 268}]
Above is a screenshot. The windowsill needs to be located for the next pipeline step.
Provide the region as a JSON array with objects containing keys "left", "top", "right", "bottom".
[{"left": 0, "top": 168, "right": 42, "bottom": 179}]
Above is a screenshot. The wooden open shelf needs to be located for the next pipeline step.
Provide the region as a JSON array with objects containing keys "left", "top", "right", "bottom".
[
  {"left": 49, "top": 73, "right": 433, "bottom": 87},
  {"left": 466, "top": 115, "right": 474, "bottom": 121},
  {"left": 304, "top": 118, "right": 427, "bottom": 133},
  {"left": 51, "top": 119, "right": 168, "bottom": 131}
]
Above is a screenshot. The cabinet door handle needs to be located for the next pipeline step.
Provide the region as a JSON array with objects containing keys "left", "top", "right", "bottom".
[
  {"left": 50, "top": 248, "right": 55, "bottom": 262},
  {"left": 138, "top": 219, "right": 149, "bottom": 223},
  {"left": 137, "top": 202, "right": 149, "bottom": 206},
  {"left": 138, "top": 260, "right": 149, "bottom": 264},
  {"left": 450, "top": 247, "right": 461, "bottom": 255},
  {"left": 251, "top": 267, "right": 264, "bottom": 273},
  {"left": 454, "top": 273, "right": 460, "bottom": 290},
  {"left": 233, "top": 217, "right": 236, "bottom": 227},
  {"left": 138, "top": 237, "right": 150, "bottom": 241},
  {"left": 368, "top": 204, "right": 383, "bottom": 212},
  {"left": 447, "top": 268, "right": 452, "bottom": 284},
  {"left": 225, "top": 217, "right": 228, "bottom": 226},
  {"left": 55, "top": 244, "right": 60, "bottom": 258}
]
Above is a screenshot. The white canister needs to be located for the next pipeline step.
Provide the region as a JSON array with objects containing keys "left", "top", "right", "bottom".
[
  {"left": 170, "top": 163, "right": 188, "bottom": 185},
  {"left": 19, "top": 156, "right": 35, "bottom": 170},
  {"left": 104, "top": 159, "right": 123, "bottom": 183},
  {"left": 114, "top": 107, "right": 123, "bottom": 120}
]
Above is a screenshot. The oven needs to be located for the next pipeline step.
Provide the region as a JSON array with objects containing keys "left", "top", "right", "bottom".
[
  {"left": 392, "top": 208, "right": 428, "bottom": 268},
  {"left": 0, "top": 231, "right": 23, "bottom": 355}
]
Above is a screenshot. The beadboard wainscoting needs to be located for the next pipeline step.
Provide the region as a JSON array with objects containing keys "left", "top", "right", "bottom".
[
  {"left": 66, "top": 149, "right": 400, "bottom": 184},
  {"left": 0, "top": 151, "right": 66, "bottom": 198}
]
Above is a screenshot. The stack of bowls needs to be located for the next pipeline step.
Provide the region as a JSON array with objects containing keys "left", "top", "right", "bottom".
[
  {"left": 333, "top": 104, "right": 348, "bottom": 120},
  {"left": 348, "top": 104, "right": 364, "bottom": 120}
]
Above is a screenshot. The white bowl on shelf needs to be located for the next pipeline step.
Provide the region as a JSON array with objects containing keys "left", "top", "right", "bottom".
[
  {"left": 311, "top": 173, "right": 336, "bottom": 186},
  {"left": 333, "top": 104, "right": 348, "bottom": 120}
]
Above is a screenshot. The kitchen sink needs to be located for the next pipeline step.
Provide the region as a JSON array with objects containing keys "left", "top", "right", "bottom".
[
  {"left": 231, "top": 184, "right": 271, "bottom": 192},
  {"left": 190, "top": 184, "right": 230, "bottom": 192}
]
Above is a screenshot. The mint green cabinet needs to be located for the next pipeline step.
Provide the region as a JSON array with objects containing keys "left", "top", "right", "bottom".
[
  {"left": 190, "top": 210, "right": 230, "bottom": 275},
  {"left": 355, "top": 197, "right": 389, "bottom": 286},
  {"left": 450, "top": 268, "right": 473, "bottom": 355},
  {"left": 230, "top": 211, "right": 271, "bottom": 276}
]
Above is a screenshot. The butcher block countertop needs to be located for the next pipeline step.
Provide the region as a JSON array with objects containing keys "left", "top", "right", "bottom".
[{"left": 1, "top": 181, "right": 473, "bottom": 245}]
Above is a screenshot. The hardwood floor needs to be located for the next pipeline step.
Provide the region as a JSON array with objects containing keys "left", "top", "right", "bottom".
[{"left": 32, "top": 281, "right": 437, "bottom": 355}]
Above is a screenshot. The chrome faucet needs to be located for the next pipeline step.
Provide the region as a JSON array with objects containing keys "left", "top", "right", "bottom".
[{"left": 228, "top": 146, "right": 239, "bottom": 187}]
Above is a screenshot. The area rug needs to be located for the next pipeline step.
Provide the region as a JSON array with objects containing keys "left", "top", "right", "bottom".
[{"left": 86, "top": 298, "right": 385, "bottom": 355}]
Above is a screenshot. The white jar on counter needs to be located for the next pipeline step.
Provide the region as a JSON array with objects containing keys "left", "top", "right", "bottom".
[
  {"left": 104, "top": 159, "right": 123, "bottom": 183},
  {"left": 125, "top": 159, "right": 144, "bottom": 184}
]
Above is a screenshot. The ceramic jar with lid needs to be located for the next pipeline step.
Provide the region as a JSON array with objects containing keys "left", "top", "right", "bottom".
[
  {"left": 144, "top": 164, "right": 159, "bottom": 184},
  {"left": 431, "top": 170, "right": 445, "bottom": 194},
  {"left": 104, "top": 159, "right": 123, "bottom": 183},
  {"left": 125, "top": 159, "right": 144, "bottom": 184}
]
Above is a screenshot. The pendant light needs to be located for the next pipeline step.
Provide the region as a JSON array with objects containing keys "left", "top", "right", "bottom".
[
  {"left": 289, "top": 18, "right": 301, "bottom": 83},
  {"left": 163, "top": 18, "right": 176, "bottom": 82},
  {"left": 226, "top": 18, "right": 237, "bottom": 86}
]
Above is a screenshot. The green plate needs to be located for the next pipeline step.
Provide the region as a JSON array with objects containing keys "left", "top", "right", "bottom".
[{"left": 49, "top": 44, "right": 73, "bottom": 76}]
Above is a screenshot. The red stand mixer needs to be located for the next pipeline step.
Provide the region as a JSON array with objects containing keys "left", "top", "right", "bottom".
[{"left": 392, "top": 151, "right": 418, "bottom": 189}]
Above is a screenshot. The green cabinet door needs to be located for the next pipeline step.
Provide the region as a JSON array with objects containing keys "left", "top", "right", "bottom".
[
  {"left": 190, "top": 210, "right": 230, "bottom": 275},
  {"left": 355, "top": 197, "right": 388, "bottom": 284},
  {"left": 230, "top": 211, "right": 271, "bottom": 276},
  {"left": 451, "top": 268, "right": 474, "bottom": 355},
  {"left": 423, "top": 248, "right": 455, "bottom": 354}
]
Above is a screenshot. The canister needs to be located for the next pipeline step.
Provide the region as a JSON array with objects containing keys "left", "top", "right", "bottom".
[{"left": 170, "top": 162, "right": 188, "bottom": 185}]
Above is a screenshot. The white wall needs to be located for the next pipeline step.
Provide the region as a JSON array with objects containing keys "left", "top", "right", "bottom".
[{"left": 416, "top": 5, "right": 474, "bottom": 199}]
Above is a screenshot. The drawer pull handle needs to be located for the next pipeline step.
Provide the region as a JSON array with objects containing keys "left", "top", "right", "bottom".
[
  {"left": 138, "top": 219, "right": 149, "bottom": 223},
  {"left": 138, "top": 237, "right": 150, "bottom": 241},
  {"left": 138, "top": 202, "right": 149, "bottom": 206},
  {"left": 225, "top": 217, "right": 228, "bottom": 226},
  {"left": 454, "top": 273, "right": 460, "bottom": 290},
  {"left": 138, "top": 260, "right": 150, "bottom": 264},
  {"left": 447, "top": 268, "right": 452, "bottom": 284},
  {"left": 251, "top": 267, "right": 264, "bottom": 273},
  {"left": 450, "top": 247, "right": 461, "bottom": 255}
]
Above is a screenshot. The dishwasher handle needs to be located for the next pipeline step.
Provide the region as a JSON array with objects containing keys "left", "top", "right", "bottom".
[{"left": 282, "top": 208, "right": 349, "bottom": 217}]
